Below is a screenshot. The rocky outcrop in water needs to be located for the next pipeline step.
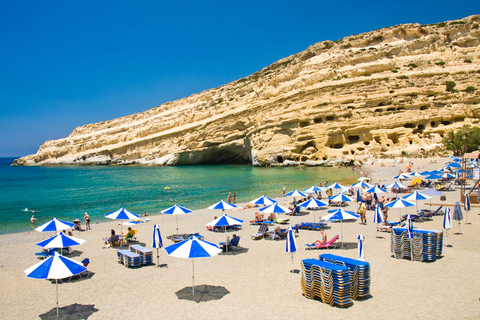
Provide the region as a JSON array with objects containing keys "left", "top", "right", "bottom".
[{"left": 14, "top": 15, "right": 480, "bottom": 166}]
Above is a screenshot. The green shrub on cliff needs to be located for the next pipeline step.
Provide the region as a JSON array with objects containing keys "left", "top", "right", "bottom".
[{"left": 443, "top": 125, "right": 480, "bottom": 155}]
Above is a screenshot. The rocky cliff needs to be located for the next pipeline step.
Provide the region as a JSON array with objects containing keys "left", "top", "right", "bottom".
[{"left": 14, "top": 15, "right": 480, "bottom": 166}]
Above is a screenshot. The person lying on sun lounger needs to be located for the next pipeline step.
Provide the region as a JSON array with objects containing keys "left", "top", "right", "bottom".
[
  {"left": 267, "top": 213, "right": 276, "bottom": 221},
  {"left": 275, "top": 226, "right": 288, "bottom": 237}
]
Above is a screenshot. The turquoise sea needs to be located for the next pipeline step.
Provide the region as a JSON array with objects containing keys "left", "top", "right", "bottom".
[{"left": 0, "top": 157, "right": 359, "bottom": 234}]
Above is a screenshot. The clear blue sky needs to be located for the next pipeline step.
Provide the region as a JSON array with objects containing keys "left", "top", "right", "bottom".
[{"left": 0, "top": 1, "right": 478, "bottom": 157}]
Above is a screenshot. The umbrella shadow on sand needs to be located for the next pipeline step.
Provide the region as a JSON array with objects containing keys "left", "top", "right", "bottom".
[
  {"left": 39, "top": 303, "right": 99, "bottom": 320},
  {"left": 337, "top": 242, "right": 358, "bottom": 250},
  {"left": 219, "top": 247, "right": 249, "bottom": 256},
  {"left": 175, "top": 284, "right": 230, "bottom": 303}
]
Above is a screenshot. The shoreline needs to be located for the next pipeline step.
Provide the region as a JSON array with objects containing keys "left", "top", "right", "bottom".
[{"left": 3, "top": 156, "right": 480, "bottom": 319}]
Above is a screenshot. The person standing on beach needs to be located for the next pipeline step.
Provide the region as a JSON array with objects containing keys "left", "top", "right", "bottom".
[
  {"left": 282, "top": 186, "right": 286, "bottom": 196},
  {"left": 357, "top": 201, "right": 367, "bottom": 225},
  {"left": 83, "top": 212, "right": 91, "bottom": 230},
  {"left": 227, "top": 192, "right": 232, "bottom": 203},
  {"left": 232, "top": 192, "right": 237, "bottom": 204},
  {"left": 30, "top": 215, "right": 36, "bottom": 224}
]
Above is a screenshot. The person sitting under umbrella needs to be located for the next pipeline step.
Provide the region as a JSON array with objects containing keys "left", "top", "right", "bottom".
[
  {"left": 222, "top": 234, "right": 240, "bottom": 252},
  {"left": 254, "top": 212, "right": 263, "bottom": 223}
]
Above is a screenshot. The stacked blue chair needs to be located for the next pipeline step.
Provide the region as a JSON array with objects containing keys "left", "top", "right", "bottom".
[
  {"left": 129, "top": 245, "right": 153, "bottom": 265},
  {"left": 318, "top": 254, "right": 370, "bottom": 300},
  {"left": 295, "top": 222, "right": 326, "bottom": 230},
  {"left": 301, "top": 259, "right": 353, "bottom": 307},
  {"left": 117, "top": 250, "right": 142, "bottom": 268},
  {"left": 391, "top": 229, "right": 411, "bottom": 260},
  {"left": 391, "top": 228, "right": 443, "bottom": 262}
]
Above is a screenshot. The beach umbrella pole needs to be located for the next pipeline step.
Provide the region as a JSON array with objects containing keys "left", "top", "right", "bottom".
[
  {"left": 192, "top": 259, "right": 195, "bottom": 296},
  {"left": 156, "top": 248, "right": 159, "bottom": 267},
  {"left": 376, "top": 223, "right": 379, "bottom": 238},
  {"left": 56, "top": 279, "right": 59, "bottom": 319},
  {"left": 341, "top": 220, "right": 344, "bottom": 248},
  {"left": 176, "top": 216, "right": 179, "bottom": 235},
  {"left": 445, "top": 230, "right": 448, "bottom": 247},
  {"left": 291, "top": 253, "right": 294, "bottom": 273},
  {"left": 225, "top": 226, "right": 228, "bottom": 253}
]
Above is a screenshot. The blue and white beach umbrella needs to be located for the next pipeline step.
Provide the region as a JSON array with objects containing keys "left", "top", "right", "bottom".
[
  {"left": 357, "top": 234, "right": 365, "bottom": 261},
  {"left": 393, "top": 173, "right": 411, "bottom": 180},
  {"left": 356, "top": 189, "right": 361, "bottom": 203},
  {"left": 443, "top": 208, "right": 452, "bottom": 247},
  {"left": 420, "top": 188, "right": 445, "bottom": 211},
  {"left": 164, "top": 235, "right": 222, "bottom": 296},
  {"left": 407, "top": 172, "right": 423, "bottom": 177},
  {"left": 351, "top": 181, "right": 372, "bottom": 188},
  {"left": 208, "top": 200, "right": 237, "bottom": 211},
  {"left": 303, "top": 185, "right": 324, "bottom": 194},
  {"left": 453, "top": 201, "right": 463, "bottom": 235},
  {"left": 326, "top": 182, "right": 347, "bottom": 190},
  {"left": 322, "top": 209, "right": 360, "bottom": 248},
  {"left": 373, "top": 205, "right": 384, "bottom": 238},
  {"left": 326, "top": 182, "right": 348, "bottom": 195},
  {"left": 206, "top": 213, "right": 243, "bottom": 252},
  {"left": 365, "top": 186, "right": 387, "bottom": 194},
  {"left": 152, "top": 224, "right": 163, "bottom": 266},
  {"left": 406, "top": 214, "right": 414, "bottom": 261},
  {"left": 464, "top": 195, "right": 471, "bottom": 225},
  {"left": 385, "top": 181, "right": 408, "bottom": 191},
  {"left": 328, "top": 193, "right": 354, "bottom": 203},
  {"left": 285, "top": 189, "right": 307, "bottom": 198},
  {"left": 250, "top": 195, "right": 277, "bottom": 206},
  {"left": 259, "top": 202, "right": 290, "bottom": 214},
  {"left": 385, "top": 198, "right": 415, "bottom": 219},
  {"left": 299, "top": 198, "right": 328, "bottom": 222},
  {"left": 35, "top": 217, "right": 75, "bottom": 233},
  {"left": 161, "top": 204, "right": 193, "bottom": 235},
  {"left": 36, "top": 232, "right": 86, "bottom": 249},
  {"left": 105, "top": 207, "right": 140, "bottom": 221},
  {"left": 25, "top": 251, "right": 87, "bottom": 318},
  {"left": 286, "top": 226, "right": 297, "bottom": 273},
  {"left": 402, "top": 191, "right": 431, "bottom": 213},
  {"left": 423, "top": 174, "right": 443, "bottom": 180}
]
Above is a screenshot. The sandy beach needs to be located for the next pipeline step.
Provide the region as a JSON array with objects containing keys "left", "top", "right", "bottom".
[{"left": 2, "top": 157, "right": 480, "bottom": 319}]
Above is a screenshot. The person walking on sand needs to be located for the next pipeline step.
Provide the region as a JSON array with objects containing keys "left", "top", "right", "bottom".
[{"left": 83, "top": 212, "right": 91, "bottom": 230}]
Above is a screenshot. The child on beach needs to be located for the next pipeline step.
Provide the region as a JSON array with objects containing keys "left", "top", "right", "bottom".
[{"left": 357, "top": 201, "right": 367, "bottom": 225}]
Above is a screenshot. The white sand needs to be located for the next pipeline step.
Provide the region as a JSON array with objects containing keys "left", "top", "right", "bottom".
[{"left": 2, "top": 157, "right": 480, "bottom": 319}]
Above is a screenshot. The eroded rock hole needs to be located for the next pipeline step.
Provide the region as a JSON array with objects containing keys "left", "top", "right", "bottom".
[
  {"left": 326, "top": 116, "right": 335, "bottom": 121},
  {"left": 347, "top": 135, "right": 360, "bottom": 143},
  {"left": 314, "top": 118, "right": 323, "bottom": 124}
]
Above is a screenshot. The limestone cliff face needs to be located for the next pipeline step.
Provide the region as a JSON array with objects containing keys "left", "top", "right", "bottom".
[{"left": 14, "top": 15, "right": 480, "bottom": 166}]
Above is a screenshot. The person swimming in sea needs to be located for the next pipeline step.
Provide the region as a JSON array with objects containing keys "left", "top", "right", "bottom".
[{"left": 30, "top": 215, "right": 36, "bottom": 224}]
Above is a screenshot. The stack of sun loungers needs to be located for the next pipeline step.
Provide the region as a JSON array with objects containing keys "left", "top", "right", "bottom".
[
  {"left": 295, "top": 222, "right": 326, "bottom": 231},
  {"left": 300, "top": 259, "right": 353, "bottom": 307},
  {"left": 318, "top": 254, "right": 370, "bottom": 300},
  {"left": 117, "top": 249, "right": 142, "bottom": 268},
  {"left": 129, "top": 245, "right": 153, "bottom": 265},
  {"left": 391, "top": 228, "right": 443, "bottom": 262}
]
